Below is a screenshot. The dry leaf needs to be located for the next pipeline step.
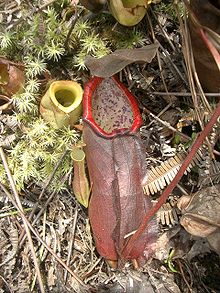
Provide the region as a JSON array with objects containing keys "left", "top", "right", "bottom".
[
  {"left": 158, "top": 202, "right": 179, "bottom": 226},
  {"left": 85, "top": 43, "right": 159, "bottom": 77},
  {"left": 0, "top": 57, "right": 25, "bottom": 96},
  {"left": 47, "top": 266, "right": 56, "bottom": 287},
  {"left": 154, "top": 226, "right": 180, "bottom": 260},
  {"left": 178, "top": 185, "right": 220, "bottom": 254},
  {"left": 187, "top": 239, "right": 211, "bottom": 261}
]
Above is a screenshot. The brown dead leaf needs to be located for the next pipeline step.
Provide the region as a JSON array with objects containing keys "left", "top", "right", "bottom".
[
  {"left": 154, "top": 276, "right": 181, "bottom": 293},
  {"left": 178, "top": 185, "right": 220, "bottom": 254},
  {"left": 0, "top": 57, "right": 25, "bottom": 96},
  {"left": 85, "top": 43, "right": 159, "bottom": 77},
  {"left": 0, "top": 63, "right": 9, "bottom": 85}
]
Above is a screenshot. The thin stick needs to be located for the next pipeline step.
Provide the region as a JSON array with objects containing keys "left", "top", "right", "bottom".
[
  {"left": 190, "top": 56, "right": 212, "bottom": 113},
  {"left": 149, "top": 7, "right": 188, "bottom": 85},
  {"left": 64, "top": 8, "right": 79, "bottom": 48},
  {"left": 145, "top": 102, "right": 172, "bottom": 128},
  {"left": 0, "top": 147, "right": 45, "bottom": 293},
  {"left": 178, "top": 4, "right": 214, "bottom": 157},
  {"left": 176, "top": 4, "right": 215, "bottom": 163},
  {"left": 176, "top": 260, "right": 193, "bottom": 293},
  {"left": 158, "top": 42, "right": 188, "bottom": 86},
  {"left": 38, "top": 150, "right": 68, "bottom": 202},
  {"left": 0, "top": 274, "right": 12, "bottom": 293},
  {"left": 150, "top": 7, "right": 176, "bottom": 52},
  {"left": 143, "top": 107, "right": 190, "bottom": 141},
  {"left": 182, "top": 12, "right": 204, "bottom": 129}
]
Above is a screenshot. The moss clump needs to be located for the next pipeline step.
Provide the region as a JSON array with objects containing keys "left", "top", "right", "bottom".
[{"left": 0, "top": 0, "right": 148, "bottom": 191}]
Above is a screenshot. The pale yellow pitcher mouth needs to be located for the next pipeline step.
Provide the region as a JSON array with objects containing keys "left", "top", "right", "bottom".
[
  {"left": 50, "top": 80, "right": 83, "bottom": 114},
  {"left": 40, "top": 79, "right": 83, "bottom": 128}
]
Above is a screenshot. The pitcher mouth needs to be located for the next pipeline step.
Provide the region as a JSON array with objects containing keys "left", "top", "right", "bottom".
[
  {"left": 50, "top": 80, "right": 83, "bottom": 114},
  {"left": 83, "top": 76, "right": 143, "bottom": 138}
]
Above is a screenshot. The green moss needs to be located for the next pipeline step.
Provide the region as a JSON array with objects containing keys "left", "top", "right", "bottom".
[
  {"left": 153, "top": 1, "right": 185, "bottom": 22},
  {"left": 0, "top": 0, "right": 149, "bottom": 192},
  {"left": 3, "top": 118, "right": 79, "bottom": 191}
]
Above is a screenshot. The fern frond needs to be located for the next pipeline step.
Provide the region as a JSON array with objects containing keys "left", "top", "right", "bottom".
[
  {"left": 157, "top": 201, "right": 179, "bottom": 226},
  {"left": 144, "top": 149, "right": 204, "bottom": 195}
]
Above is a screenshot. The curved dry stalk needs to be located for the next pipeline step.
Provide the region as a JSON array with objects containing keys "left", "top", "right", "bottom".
[
  {"left": 150, "top": 7, "right": 176, "bottom": 52},
  {"left": 0, "top": 183, "right": 88, "bottom": 290},
  {"left": 190, "top": 56, "right": 212, "bottom": 113},
  {"left": 176, "top": 259, "right": 193, "bottom": 293},
  {"left": 143, "top": 107, "right": 190, "bottom": 141},
  {"left": 174, "top": 3, "right": 204, "bottom": 129},
  {"left": 0, "top": 147, "right": 45, "bottom": 293}
]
